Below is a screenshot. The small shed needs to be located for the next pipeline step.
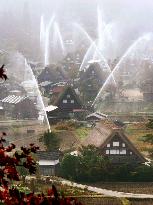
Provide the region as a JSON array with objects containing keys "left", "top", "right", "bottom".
[{"left": 36, "top": 151, "right": 61, "bottom": 176}]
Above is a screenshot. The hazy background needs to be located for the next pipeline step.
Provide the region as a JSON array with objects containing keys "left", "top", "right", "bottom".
[{"left": 0, "top": 0, "right": 153, "bottom": 61}]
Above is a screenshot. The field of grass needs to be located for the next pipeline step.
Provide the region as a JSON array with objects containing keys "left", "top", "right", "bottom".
[
  {"left": 51, "top": 121, "right": 91, "bottom": 151},
  {"left": 0, "top": 120, "right": 47, "bottom": 150},
  {"left": 75, "top": 127, "right": 91, "bottom": 141},
  {"left": 125, "top": 122, "right": 153, "bottom": 155}
]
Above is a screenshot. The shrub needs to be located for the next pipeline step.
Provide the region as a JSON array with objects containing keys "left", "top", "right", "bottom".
[
  {"left": 55, "top": 120, "right": 81, "bottom": 130},
  {"left": 43, "top": 130, "right": 60, "bottom": 151}
]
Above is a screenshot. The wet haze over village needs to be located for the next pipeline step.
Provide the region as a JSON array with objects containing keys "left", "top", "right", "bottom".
[
  {"left": 2, "top": 1, "right": 153, "bottom": 203},
  {"left": 1, "top": 0, "right": 153, "bottom": 59},
  {"left": 0, "top": 0, "right": 153, "bottom": 141},
  {"left": 0, "top": 0, "right": 153, "bottom": 140}
]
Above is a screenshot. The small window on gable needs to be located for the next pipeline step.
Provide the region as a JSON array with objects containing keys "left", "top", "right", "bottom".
[
  {"left": 67, "top": 94, "right": 70, "bottom": 98},
  {"left": 122, "top": 143, "right": 126, "bottom": 147},
  {"left": 113, "top": 142, "right": 119, "bottom": 147},
  {"left": 63, "top": 99, "right": 67, "bottom": 103},
  {"left": 71, "top": 100, "right": 74, "bottom": 103},
  {"left": 107, "top": 144, "right": 110, "bottom": 147},
  {"left": 106, "top": 150, "right": 109, "bottom": 154},
  {"left": 130, "top": 151, "right": 132, "bottom": 155}
]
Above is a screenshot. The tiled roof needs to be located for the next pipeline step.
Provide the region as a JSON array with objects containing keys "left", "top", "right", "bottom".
[
  {"left": 1, "top": 95, "right": 27, "bottom": 104},
  {"left": 36, "top": 151, "right": 61, "bottom": 160}
]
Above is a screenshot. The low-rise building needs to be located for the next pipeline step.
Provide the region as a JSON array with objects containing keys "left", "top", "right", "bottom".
[
  {"left": 36, "top": 151, "right": 61, "bottom": 176},
  {"left": 83, "top": 120, "right": 146, "bottom": 164},
  {"left": 47, "top": 86, "right": 85, "bottom": 122},
  {"left": 1, "top": 95, "right": 38, "bottom": 119}
]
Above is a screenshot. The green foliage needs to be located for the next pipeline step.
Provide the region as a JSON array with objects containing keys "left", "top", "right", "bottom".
[
  {"left": 61, "top": 145, "right": 153, "bottom": 183},
  {"left": 78, "top": 145, "right": 110, "bottom": 182},
  {"left": 111, "top": 164, "right": 133, "bottom": 181},
  {"left": 121, "top": 198, "right": 131, "bottom": 205},
  {"left": 146, "top": 119, "right": 153, "bottom": 129},
  {"left": 60, "top": 154, "right": 79, "bottom": 180},
  {"left": 55, "top": 120, "right": 80, "bottom": 131},
  {"left": 139, "top": 133, "right": 153, "bottom": 158},
  {"left": 61, "top": 145, "right": 110, "bottom": 182},
  {"left": 132, "top": 165, "right": 153, "bottom": 181},
  {"left": 43, "top": 130, "right": 60, "bottom": 151},
  {"left": 75, "top": 127, "right": 91, "bottom": 141},
  {"left": 16, "top": 165, "right": 28, "bottom": 176},
  {"left": 139, "top": 134, "right": 153, "bottom": 144}
]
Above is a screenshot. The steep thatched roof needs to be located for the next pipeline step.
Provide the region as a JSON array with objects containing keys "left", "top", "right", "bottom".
[
  {"left": 83, "top": 120, "right": 113, "bottom": 147},
  {"left": 83, "top": 120, "right": 146, "bottom": 163},
  {"left": 55, "top": 86, "right": 83, "bottom": 108}
]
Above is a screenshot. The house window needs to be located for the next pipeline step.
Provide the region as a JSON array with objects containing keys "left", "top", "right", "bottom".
[
  {"left": 110, "top": 150, "right": 117, "bottom": 155},
  {"left": 110, "top": 149, "right": 120, "bottom": 155},
  {"left": 67, "top": 94, "right": 70, "bottom": 98},
  {"left": 122, "top": 143, "right": 126, "bottom": 147},
  {"left": 71, "top": 100, "right": 74, "bottom": 103},
  {"left": 107, "top": 144, "right": 110, "bottom": 147},
  {"left": 63, "top": 99, "right": 67, "bottom": 103},
  {"left": 116, "top": 150, "right": 120, "bottom": 155},
  {"left": 113, "top": 142, "right": 119, "bottom": 147},
  {"left": 106, "top": 150, "right": 109, "bottom": 154},
  {"left": 120, "top": 149, "right": 126, "bottom": 155},
  {"left": 130, "top": 152, "right": 133, "bottom": 155}
]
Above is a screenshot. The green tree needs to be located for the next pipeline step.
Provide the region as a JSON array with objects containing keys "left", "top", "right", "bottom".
[
  {"left": 78, "top": 145, "right": 110, "bottom": 182},
  {"left": 60, "top": 145, "right": 110, "bottom": 182},
  {"left": 140, "top": 134, "right": 153, "bottom": 144},
  {"left": 43, "top": 130, "right": 60, "bottom": 151},
  {"left": 146, "top": 119, "right": 153, "bottom": 129},
  {"left": 60, "top": 154, "right": 79, "bottom": 180}
]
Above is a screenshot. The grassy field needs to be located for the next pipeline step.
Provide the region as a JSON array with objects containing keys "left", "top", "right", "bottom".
[
  {"left": 75, "top": 127, "right": 91, "bottom": 141},
  {"left": 0, "top": 120, "right": 47, "bottom": 150},
  {"left": 51, "top": 121, "right": 91, "bottom": 151},
  {"left": 125, "top": 122, "right": 153, "bottom": 155}
]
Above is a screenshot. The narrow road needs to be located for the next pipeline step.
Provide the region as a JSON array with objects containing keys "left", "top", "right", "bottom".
[{"left": 57, "top": 178, "right": 153, "bottom": 199}]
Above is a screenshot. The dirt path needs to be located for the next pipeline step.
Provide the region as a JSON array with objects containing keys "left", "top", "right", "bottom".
[{"left": 58, "top": 179, "right": 153, "bottom": 199}]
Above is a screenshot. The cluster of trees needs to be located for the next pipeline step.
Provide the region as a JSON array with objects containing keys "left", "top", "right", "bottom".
[
  {"left": 61, "top": 145, "right": 110, "bottom": 182},
  {"left": 60, "top": 145, "right": 153, "bottom": 183}
]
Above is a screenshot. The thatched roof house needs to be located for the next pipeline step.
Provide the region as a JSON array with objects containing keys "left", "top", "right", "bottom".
[{"left": 83, "top": 120, "right": 146, "bottom": 164}]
